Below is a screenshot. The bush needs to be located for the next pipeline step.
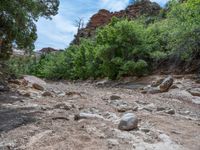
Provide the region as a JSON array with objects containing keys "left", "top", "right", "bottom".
[{"left": 8, "top": 0, "right": 200, "bottom": 80}]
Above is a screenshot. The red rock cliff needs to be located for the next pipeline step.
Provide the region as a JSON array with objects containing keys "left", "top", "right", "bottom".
[{"left": 73, "top": 0, "right": 161, "bottom": 44}]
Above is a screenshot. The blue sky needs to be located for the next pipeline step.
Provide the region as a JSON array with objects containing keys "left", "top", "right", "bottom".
[{"left": 35, "top": 0, "right": 169, "bottom": 50}]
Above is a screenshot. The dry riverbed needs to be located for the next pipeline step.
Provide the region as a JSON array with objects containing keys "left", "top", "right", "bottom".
[{"left": 0, "top": 75, "right": 200, "bottom": 150}]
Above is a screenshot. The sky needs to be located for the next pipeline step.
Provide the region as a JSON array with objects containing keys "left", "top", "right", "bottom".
[{"left": 35, "top": 0, "right": 169, "bottom": 50}]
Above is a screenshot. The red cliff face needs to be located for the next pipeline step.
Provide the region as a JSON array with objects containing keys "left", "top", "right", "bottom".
[
  {"left": 73, "top": 0, "right": 161, "bottom": 44},
  {"left": 87, "top": 9, "right": 112, "bottom": 29}
]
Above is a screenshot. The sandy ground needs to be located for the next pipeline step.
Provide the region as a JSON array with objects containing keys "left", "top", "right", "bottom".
[{"left": 0, "top": 75, "right": 200, "bottom": 150}]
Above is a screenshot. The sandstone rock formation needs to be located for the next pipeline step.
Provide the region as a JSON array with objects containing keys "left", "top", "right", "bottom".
[{"left": 73, "top": 0, "right": 161, "bottom": 44}]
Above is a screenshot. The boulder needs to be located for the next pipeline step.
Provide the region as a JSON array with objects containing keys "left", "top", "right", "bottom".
[
  {"left": 23, "top": 75, "right": 46, "bottom": 85},
  {"left": 118, "top": 113, "right": 138, "bottom": 131},
  {"left": 159, "top": 76, "right": 174, "bottom": 92},
  {"left": 32, "top": 83, "right": 44, "bottom": 91}
]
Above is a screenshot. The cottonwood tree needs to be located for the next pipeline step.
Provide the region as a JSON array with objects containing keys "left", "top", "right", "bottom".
[{"left": 0, "top": 0, "right": 60, "bottom": 59}]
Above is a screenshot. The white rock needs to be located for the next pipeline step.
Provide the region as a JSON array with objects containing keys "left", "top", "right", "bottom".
[{"left": 118, "top": 113, "right": 138, "bottom": 131}]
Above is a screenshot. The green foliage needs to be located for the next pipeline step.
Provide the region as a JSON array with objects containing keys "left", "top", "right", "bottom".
[
  {"left": 121, "top": 60, "right": 148, "bottom": 76},
  {"left": 96, "top": 19, "right": 149, "bottom": 79},
  {"left": 7, "top": 55, "right": 37, "bottom": 77},
  {"left": 8, "top": 0, "right": 200, "bottom": 80},
  {"left": 0, "top": 0, "right": 59, "bottom": 59}
]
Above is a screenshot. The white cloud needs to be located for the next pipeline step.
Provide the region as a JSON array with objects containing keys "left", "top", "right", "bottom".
[{"left": 100, "top": 0, "right": 129, "bottom": 11}]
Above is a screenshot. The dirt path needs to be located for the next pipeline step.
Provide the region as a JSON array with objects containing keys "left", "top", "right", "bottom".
[{"left": 0, "top": 77, "right": 200, "bottom": 150}]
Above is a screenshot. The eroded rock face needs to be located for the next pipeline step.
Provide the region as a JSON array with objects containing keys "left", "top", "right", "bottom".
[
  {"left": 73, "top": 0, "right": 161, "bottom": 44},
  {"left": 118, "top": 113, "right": 138, "bottom": 131}
]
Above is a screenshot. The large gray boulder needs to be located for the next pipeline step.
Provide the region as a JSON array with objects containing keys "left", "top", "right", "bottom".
[{"left": 118, "top": 113, "right": 138, "bottom": 131}]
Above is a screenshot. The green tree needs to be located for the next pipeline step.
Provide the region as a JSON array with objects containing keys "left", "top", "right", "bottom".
[
  {"left": 0, "top": 0, "right": 59, "bottom": 59},
  {"left": 96, "top": 19, "right": 148, "bottom": 79}
]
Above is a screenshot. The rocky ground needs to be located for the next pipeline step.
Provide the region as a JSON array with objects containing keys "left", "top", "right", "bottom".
[{"left": 0, "top": 75, "right": 200, "bottom": 150}]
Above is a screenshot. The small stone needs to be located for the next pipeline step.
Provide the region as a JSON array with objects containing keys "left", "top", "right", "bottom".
[
  {"left": 65, "top": 91, "right": 81, "bottom": 98},
  {"left": 132, "top": 106, "right": 138, "bottom": 111},
  {"left": 57, "top": 92, "right": 66, "bottom": 97},
  {"left": 42, "top": 91, "right": 53, "bottom": 97},
  {"left": 0, "top": 85, "right": 5, "bottom": 91},
  {"left": 144, "top": 103, "right": 156, "bottom": 112},
  {"left": 23, "top": 92, "right": 31, "bottom": 97},
  {"left": 140, "top": 128, "right": 150, "bottom": 133},
  {"left": 184, "top": 111, "right": 190, "bottom": 115},
  {"left": 110, "top": 95, "right": 121, "bottom": 100},
  {"left": 0, "top": 84, "right": 9, "bottom": 92},
  {"left": 151, "top": 78, "right": 164, "bottom": 87},
  {"left": 148, "top": 87, "right": 161, "bottom": 94},
  {"left": 116, "top": 105, "right": 132, "bottom": 112},
  {"left": 74, "top": 112, "right": 104, "bottom": 121},
  {"left": 141, "top": 90, "right": 147, "bottom": 94},
  {"left": 107, "top": 139, "right": 119, "bottom": 148},
  {"left": 96, "top": 79, "right": 111, "bottom": 87},
  {"left": 32, "top": 83, "right": 44, "bottom": 91},
  {"left": 156, "top": 107, "right": 166, "bottom": 111},
  {"left": 54, "top": 103, "right": 71, "bottom": 110},
  {"left": 188, "top": 88, "right": 200, "bottom": 97},
  {"left": 195, "top": 79, "right": 200, "bottom": 84},
  {"left": 165, "top": 109, "right": 175, "bottom": 115},
  {"left": 8, "top": 79, "right": 21, "bottom": 85},
  {"left": 18, "top": 90, "right": 31, "bottom": 97},
  {"left": 118, "top": 113, "right": 138, "bottom": 131},
  {"left": 170, "top": 84, "right": 179, "bottom": 89},
  {"left": 21, "top": 79, "right": 28, "bottom": 86}
]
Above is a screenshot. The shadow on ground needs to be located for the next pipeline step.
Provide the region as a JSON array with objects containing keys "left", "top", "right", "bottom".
[{"left": 0, "top": 91, "right": 36, "bottom": 133}]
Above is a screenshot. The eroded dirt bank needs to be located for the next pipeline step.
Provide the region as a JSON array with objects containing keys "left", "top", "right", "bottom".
[{"left": 0, "top": 75, "right": 200, "bottom": 150}]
